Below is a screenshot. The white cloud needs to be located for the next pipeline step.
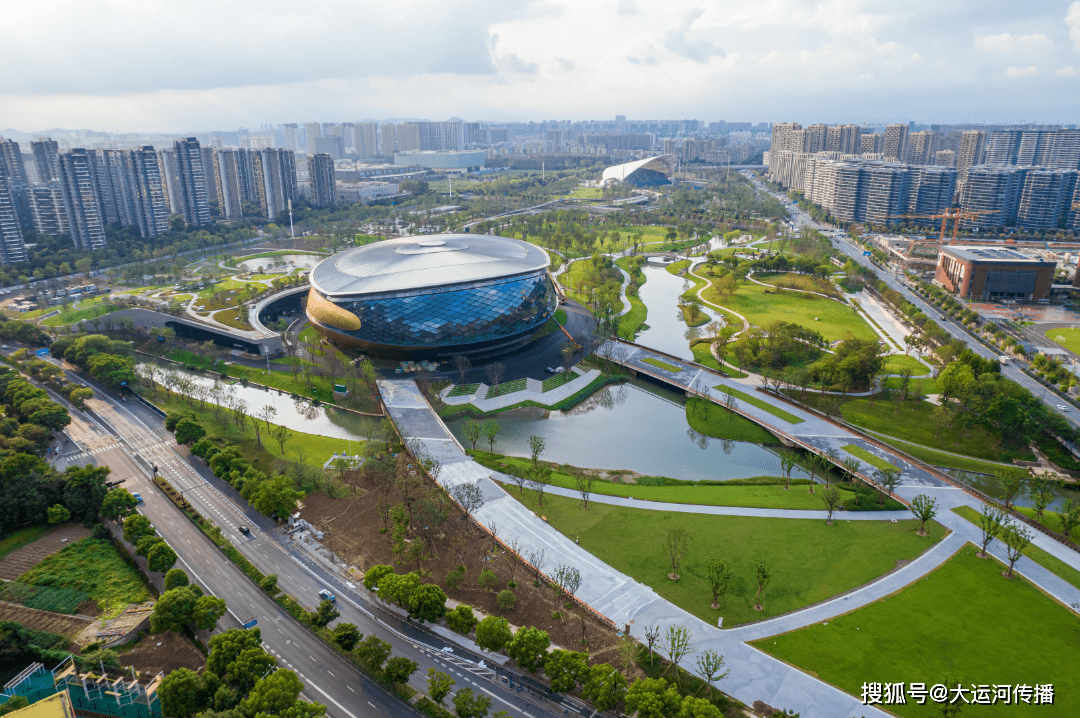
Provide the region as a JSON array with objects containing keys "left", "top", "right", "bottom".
[
  {"left": 1005, "top": 65, "right": 1037, "bottom": 77},
  {"left": 973, "top": 33, "right": 1052, "bottom": 54},
  {"left": 1056, "top": 65, "right": 1079, "bottom": 77},
  {"left": 660, "top": 8, "right": 724, "bottom": 63},
  {"left": 1068, "top": 3, "right": 1080, "bottom": 50}
]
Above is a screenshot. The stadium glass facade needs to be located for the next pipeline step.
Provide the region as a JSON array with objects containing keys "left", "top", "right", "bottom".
[{"left": 307, "top": 268, "right": 557, "bottom": 356}]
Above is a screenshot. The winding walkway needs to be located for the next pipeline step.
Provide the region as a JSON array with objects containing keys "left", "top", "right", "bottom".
[{"left": 381, "top": 377, "right": 1080, "bottom": 717}]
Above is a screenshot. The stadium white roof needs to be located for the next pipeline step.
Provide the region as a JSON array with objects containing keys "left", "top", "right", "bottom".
[
  {"left": 310, "top": 234, "right": 550, "bottom": 296},
  {"left": 601, "top": 154, "right": 677, "bottom": 183}
]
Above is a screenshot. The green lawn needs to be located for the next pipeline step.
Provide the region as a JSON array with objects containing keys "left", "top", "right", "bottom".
[
  {"left": 568, "top": 186, "right": 603, "bottom": 199},
  {"left": 554, "top": 308, "right": 567, "bottom": 325},
  {"left": 952, "top": 506, "right": 1080, "bottom": 588},
  {"left": 837, "top": 397, "right": 1031, "bottom": 464},
  {"left": 690, "top": 342, "right": 747, "bottom": 378},
  {"left": 510, "top": 491, "right": 945, "bottom": 627},
  {"left": 1045, "top": 327, "right": 1080, "bottom": 355},
  {"left": 614, "top": 257, "right": 648, "bottom": 341},
  {"left": 147, "top": 392, "right": 365, "bottom": 473},
  {"left": 40, "top": 299, "right": 115, "bottom": 327},
  {"left": 686, "top": 395, "right": 779, "bottom": 444},
  {"left": 18, "top": 538, "right": 150, "bottom": 617},
  {"left": 558, "top": 260, "right": 624, "bottom": 313},
  {"left": 0, "top": 526, "right": 52, "bottom": 560},
  {"left": 447, "top": 383, "right": 480, "bottom": 397},
  {"left": 863, "top": 431, "right": 1010, "bottom": 474},
  {"left": 754, "top": 548, "right": 1080, "bottom": 717},
  {"left": 841, "top": 444, "right": 899, "bottom": 472},
  {"left": 713, "top": 385, "right": 804, "bottom": 424},
  {"left": 641, "top": 357, "right": 684, "bottom": 373},
  {"left": 883, "top": 354, "right": 930, "bottom": 377},
  {"left": 703, "top": 278, "right": 877, "bottom": 343},
  {"left": 298, "top": 325, "right": 320, "bottom": 343}
]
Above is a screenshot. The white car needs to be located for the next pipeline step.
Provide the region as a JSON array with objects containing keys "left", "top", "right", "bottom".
[{"left": 1057, "top": 405, "right": 1069, "bottom": 412}]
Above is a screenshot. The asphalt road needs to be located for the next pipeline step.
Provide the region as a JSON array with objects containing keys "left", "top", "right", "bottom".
[
  {"left": 29, "top": 356, "right": 573, "bottom": 718},
  {"left": 745, "top": 173, "right": 1080, "bottom": 430}
]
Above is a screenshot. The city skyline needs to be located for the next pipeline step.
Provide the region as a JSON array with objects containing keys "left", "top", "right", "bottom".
[{"left": 2, "top": 0, "right": 1080, "bottom": 133}]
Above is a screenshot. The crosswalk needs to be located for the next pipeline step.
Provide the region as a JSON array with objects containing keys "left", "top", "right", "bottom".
[{"left": 48, "top": 445, "right": 117, "bottom": 471}]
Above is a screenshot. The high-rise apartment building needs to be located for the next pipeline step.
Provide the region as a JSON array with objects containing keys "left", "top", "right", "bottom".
[
  {"left": 959, "top": 165, "right": 1028, "bottom": 228},
  {"left": 416, "top": 121, "right": 463, "bottom": 152},
  {"left": 956, "top": 131, "right": 987, "bottom": 187},
  {"left": 200, "top": 147, "right": 218, "bottom": 203},
  {"left": 282, "top": 124, "right": 300, "bottom": 153},
  {"left": 355, "top": 123, "right": 378, "bottom": 158},
  {"left": 157, "top": 149, "right": 182, "bottom": 215},
  {"left": 934, "top": 150, "right": 956, "bottom": 167},
  {"left": 32, "top": 138, "right": 61, "bottom": 182},
  {"left": 907, "top": 131, "right": 937, "bottom": 165},
  {"left": 861, "top": 133, "right": 884, "bottom": 154},
  {"left": 27, "top": 181, "right": 70, "bottom": 237},
  {"left": 58, "top": 149, "right": 107, "bottom": 251},
  {"left": 381, "top": 124, "right": 397, "bottom": 156},
  {"left": 883, "top": 124, "right": 909, "bottom": 162},
  {"left": 129, "top": 146, "right": 170, "bottom": 238},
  {"left": 313, "top": 135, "right": 345, "bottom": 159},
  {"left": 0, "top": 139, "right": 28, "bottom": 184},
  {"left": 397, "top": 123, "right": 420, "bottom": 152},
  {"left": 304, "top": 123, "right": 321, "bottom": 150},
  {"left": 805, "top": 124, "right": 828, "bottom": 154},
  {"left": 1015, "top": 168, "right": 1078, "bottom": 231},
  {"left": 0, "top": 179, "right": 28, "bottom": 265},
  {"left": 173, "top": 138, "right": 211, "bottom": 227},
  {"left": 984, "top": 131, "right": 1021, "bottom": 166},
  {"left": 213, "top": 148, "right": 244, "bottom": 219},
  {"left": 824, "top": 125, "right": 861, "bottom": 154},
  {"left": 1046, "top": 130, "right": 1080, "bottom": 170},
  {"left": 308, "top": 154, "right": 336, "bottom": 208}
]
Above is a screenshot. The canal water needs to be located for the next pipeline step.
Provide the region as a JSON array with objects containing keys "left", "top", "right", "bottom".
[{"left": 633, "top": 264, "right": 728, "bottom": 361}]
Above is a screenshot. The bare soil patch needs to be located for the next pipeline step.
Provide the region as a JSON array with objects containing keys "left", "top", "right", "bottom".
[
  {"left": 299, "top": 471, "right": 622, "bottom": 660},
  {"left": 0, "top": 525, "right": 92, "bottom": 581},
  {"left": 118, "top": 630, "right": 206, "bottom": 677}
]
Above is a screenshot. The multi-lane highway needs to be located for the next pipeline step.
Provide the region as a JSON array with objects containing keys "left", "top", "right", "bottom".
[{"left": 30, "top": 357, "right": 568, "bottom": 718}]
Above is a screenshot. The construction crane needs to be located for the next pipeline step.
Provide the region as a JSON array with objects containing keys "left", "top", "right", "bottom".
[{"left": 880, "top": 208, "right": 1000, "bottom": 244}]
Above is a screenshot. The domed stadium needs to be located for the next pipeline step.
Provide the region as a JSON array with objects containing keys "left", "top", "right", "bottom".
[{"left": 306, "top": 234, "right": 557, "bottom": 358}]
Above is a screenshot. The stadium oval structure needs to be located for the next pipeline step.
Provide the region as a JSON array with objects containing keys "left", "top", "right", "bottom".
[
  {"left": 306, "top": 234, "right": 558, "bottom": 358},
  {"left": 601, "top": 154, "right": 677, "bottom": 187}
]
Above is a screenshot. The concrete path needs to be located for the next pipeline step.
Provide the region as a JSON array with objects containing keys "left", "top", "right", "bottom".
[{"left": 380, "top": 376, "right": 1080, "bottom": 718}]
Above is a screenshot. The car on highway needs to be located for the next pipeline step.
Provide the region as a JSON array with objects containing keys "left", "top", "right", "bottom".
[
  {"left": 1057, "top": 405, "right": 1069, "bottom": 412},
  {"left": 132, "top": 492, "right": 142, "bottom": 503},
  {"left": 238, "top": 525, "right": 250, "bottom": 535},
  {"left": 318, "top": 589, "right": 336, "bottom": 602}
]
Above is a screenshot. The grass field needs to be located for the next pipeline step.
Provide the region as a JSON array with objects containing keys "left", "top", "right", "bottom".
[
  {"left": 39, "top": 298, "right": 115, "bottom": 327},
  {"left": 952, "top": 505, "right": 1080, "bottom": 588},
  {"left": 836, "top": 397, "right": 1031, "bottom": 464},
  {"left": 642, "top": 356, "right": 684, "bottom": 373},
  {"left": 690, "top": 342, "right": 747, "bottom": 378},
  {"left": 703, "top": 278, "right": 877, "bottom": 343},
  {"left": 567, "top": 186, "right": 603, "bottom": 199},
  {"left": 841, "top": 444, "right": 899, "bottom": 472},
  {"left": 18, "top": 538, "right": 150, "bottom": 617},
  {"left": 614, "top": 257, "right": 648, "bottom": 340},
  {"left": 1045, "top": 327, "right": 1080, "bottom": 355},
  {"left": 686, "top": 395, "right": 779, "bottom": 444},
  {"left": 883, "top": 354, "right": 931, "bottom": 376},
  {"left": 212, "top": 309, "right": 253, "bottom": 331},
  {"left": 713, "top": 385, "right": 804, "bottom": 424},
  {"left": 509, "top": 491, "right": 945, "bottom": 627},
  {"left": 862, "top": 431, "right": 1010, "bottom": 474},
  {"left": 753, "top": 548, "right": 1080, "bottom": 717},
  {"left": 0, "top": 526, "right": 52, "bottom": 561},
  {"left": 559, "top": 260, "right": 626, "bottom": 312}
]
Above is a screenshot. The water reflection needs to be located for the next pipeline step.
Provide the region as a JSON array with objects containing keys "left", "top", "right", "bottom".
[
  {"left": 447, "top": 380, "right": 803, "bottom": 482},
  {"left": 943, "top": 468, "right": 1078, "bottom": 512},
  {"left": 635, "top": 266, "right": 726, "bottom": 361},
  {"left": 136, "top": 362, "right": 377, "bottom": 443},
  {"left": 235, "top": 253, "right": 324, "bottom": 272}
]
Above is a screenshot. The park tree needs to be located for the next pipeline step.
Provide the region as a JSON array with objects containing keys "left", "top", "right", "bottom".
[
  {"left": 1028, "top": 476, "right": 1055, "bottom": 523},
  {"left": 482, "top": 419, "right": 500, "bottom": 453},
  {"left": 208, "top": 628, "right": 263, "bottom": 677},
  {"left": 821, "top": 486, "right": 842, "bottom": 525},
  {"left": 695, "top": 649, "right": 729, "bottom": 698},
  {"left": 46, "top": 505, "right": 70, "bottom": 524},
  {"left": 100, "top": 489, "right": 139, "bottom": 522},
  {"left": 624, "top": 677, "right": 681, "bottom": 718},
  {"left": 572, "top": 467, "right": 596, "bottom": 509},
  {"left": 873, "top": 467, "right": 901, "bottom": 506},
  {"left": 662, "top": 625, "right": 695, "bottom": 687},
  {"left": 544, "top": 650, "right": 588, "bottom": 693},
  {"left": 753, "top": 559, "right": 772, "bottom": 613},
  {"left": 62, "top": 465, "right": 111, "bottom": 524},
  {"left": 151, "top": 585, "right": 226, "bottom": 633},
  {"left": 175, "top": 417, "right": 207, "bottom": 445},
  {"left": 164, "top": 568, "right": 189, "bottom": 591},
  {"left": 355, "top": 635, "right": 392, "bottom": 674},
  {"left": 997, "top": 469, "right": 1026, "bottom": 512},
  {"left": 426, "top": 668, "right": 455, "bottom": 705},
  {"left": 463, "top": 420, "right": 481, "bottom": 451},
  {"left": 705, "top": 558, "right": 731, "bottom": 609},
  {"left": 157, "top": 668, "right": 212, "bottom": 718},
  {"left": 446, "top": 605, "right": 478, "bottom": 634},
  {"left": 528, "top": 434, "right": 546, "bottom": 471},
  {"left": 383, "top": 656, "right": 418, "bottom": 686},
  {"left": 453, "top": 688, "right": 491, "bottom": 718},
  {"left": 451, "top": 482, "right": 484, "bottom": 534},
  {"left": 1058, "top": 499, "right": 1080, "bottom": 540},
  {"left": 123, "top": 514, "right": 155, "bottom": 544},
  {"left": 780, "top": 453, "right": 797, "bottom": 490},
  {"left": 664, "top": 527, "right": 690, "bottom": 580},
  {"left": 1002, "top": 522, "right": 1033, "bottom": 578},
  {"left": 977, "top": 504, "right": 1006, "bottom": 558},
  {"left": 312, "top": 599, "right": 339, "bottom": 628},
  {"left": 581, "top": 663, "right": 627, "bottom": 712},
  {"left": 239, "top": 670, "right": 305, "bottom": 717},
  {"left": 332, "top": 623, "right": 361, "bottom": 651},
  {"left": 475, "top": 616, "right": 513, "bottom": 652},
  {"left": 252, "top": 475, "right": 303, "bottom": 518},
  {"left": 506, "top": 626, "right": 550, "bottom": 673},
  {"left": 408, "top": 584, "right": 448, "bottom": 623},
  {"left": 909, "top": 494, "right": 938, "bottom": 537},
  {"left": 147, "top": 541, "right": 178, "bottom": 573}
]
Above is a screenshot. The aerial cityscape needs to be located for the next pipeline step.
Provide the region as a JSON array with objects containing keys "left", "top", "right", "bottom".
[{"left": 1, "top": 3, "right": 1080, "bottom": 718}]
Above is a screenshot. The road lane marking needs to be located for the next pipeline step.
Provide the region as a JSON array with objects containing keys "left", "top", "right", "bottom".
[{"left": 346, "top": 686, "right": 354, "bottom": 693}]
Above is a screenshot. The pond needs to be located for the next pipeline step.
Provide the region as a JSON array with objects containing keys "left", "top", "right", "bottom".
[
  {"left": 448, "top": 379, "right": 807, "bottom": 482},
  {"left": 136, "top": 363, "right": 379, "bottom": 443},
  {"left": 235, "top": 253, "right": 325, "bottom": 272},
  {"left": 943, "top": 468, "right": 1078, "bottom": 513},
  {"left": 633, "top": 265, "right": 727, "bottom": 361}
]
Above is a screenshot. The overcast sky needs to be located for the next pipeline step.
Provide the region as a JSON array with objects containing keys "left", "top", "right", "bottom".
[{"left": 2, "top": 0, "right": 1079, "bottom": 133}]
